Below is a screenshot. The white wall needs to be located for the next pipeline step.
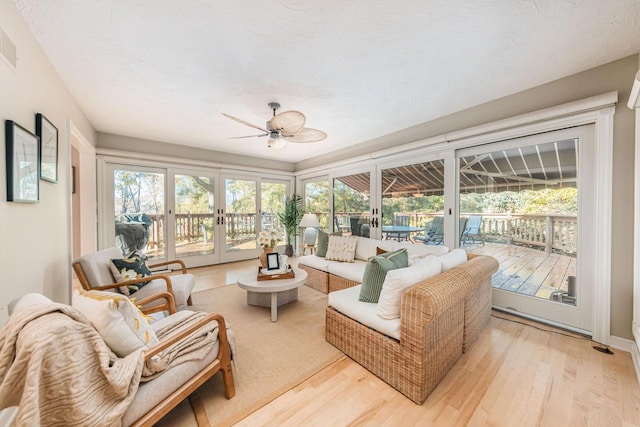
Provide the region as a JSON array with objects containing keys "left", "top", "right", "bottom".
[{"left": 0, "top": 0, "right": 96, "bottom": 323}]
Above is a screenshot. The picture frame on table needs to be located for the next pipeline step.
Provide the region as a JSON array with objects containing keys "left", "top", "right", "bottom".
[
  {"left": 5, "top": 120, "right": 39, "bottom": 202},
  {"left": 266, "top": 252, "right": 280, "bottom": 270},
  {"left": 35, "top": 113, "right": 58, "bottom": 183}
]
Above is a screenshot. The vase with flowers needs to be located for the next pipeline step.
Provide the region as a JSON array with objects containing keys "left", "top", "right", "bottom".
[{"left": 258, "top": 230, "right": 279, "bottom": 268}]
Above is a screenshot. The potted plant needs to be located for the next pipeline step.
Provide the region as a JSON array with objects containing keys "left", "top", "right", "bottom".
[{"left": 277, "top": 194, "right": 303, "bottom": 256}]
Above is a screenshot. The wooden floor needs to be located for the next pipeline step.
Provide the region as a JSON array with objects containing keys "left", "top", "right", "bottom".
[
  {"left": 468, "top": 242, "right": 576, "bottom": 299},
  {"left": 180, "top": 259, "right": 640, "bottom": 427}
]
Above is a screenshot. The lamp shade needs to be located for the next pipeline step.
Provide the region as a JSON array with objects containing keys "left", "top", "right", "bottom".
[{"left": 299, "top": 213, "right": 321, "bottom": 228}]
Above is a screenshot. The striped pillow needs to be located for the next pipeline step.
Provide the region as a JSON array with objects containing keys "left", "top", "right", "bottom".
[
  {"left": 325, "top": 235, "right": 359, "bottom": 262},
  {"left": 358, "top": 248, "right": 408, "bottom": 303}
]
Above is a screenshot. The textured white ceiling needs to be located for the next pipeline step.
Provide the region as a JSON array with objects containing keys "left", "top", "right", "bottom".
[{"left": 12, "top": 0, "right": 640, "bottom": 163}]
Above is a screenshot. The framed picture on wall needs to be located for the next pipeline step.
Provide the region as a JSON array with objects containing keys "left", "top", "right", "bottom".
[
  {"left": 36, "top": 113, "right": 58, "bottom": 183},
  {"left": 5, "top": 120, "right": 40, "bottom": 202}
]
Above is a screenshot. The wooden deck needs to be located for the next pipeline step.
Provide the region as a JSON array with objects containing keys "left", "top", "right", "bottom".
[{"left": 468, "top": 242, "right": 576, "bottom": 299}]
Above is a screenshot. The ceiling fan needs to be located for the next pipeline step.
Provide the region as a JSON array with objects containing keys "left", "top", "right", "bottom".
[{"left": 221, "top": 102, "right": 327, "bottom": 149}]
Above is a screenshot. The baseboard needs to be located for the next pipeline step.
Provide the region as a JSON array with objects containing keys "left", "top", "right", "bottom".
[{"left": 609, "top": 335, "right": 640, "bottom": 387}]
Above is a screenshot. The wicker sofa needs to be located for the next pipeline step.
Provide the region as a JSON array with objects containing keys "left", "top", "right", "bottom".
[
  {"left": 297, "top": 236, "right": 449, "bottom": 294},
  {"left": 326, "top": 253, "right": 499, "bottom": 404}
]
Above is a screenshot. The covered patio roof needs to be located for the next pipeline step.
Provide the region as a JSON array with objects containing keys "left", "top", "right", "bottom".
[{"left": 335, "top": 138, "right": 578, "bottom": 197}]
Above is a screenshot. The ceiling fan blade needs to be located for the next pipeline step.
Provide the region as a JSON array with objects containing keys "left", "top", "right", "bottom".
[
  {"left": 269, "top": 110, "right": 305, "bottom": 134},
  {"left": 229, "top": 133, "right": 268, "bottom": 139},
  {"left": 283, "top": 127, "right": 327, "bottom": 143},
  {"left": 221, "top": 113, "right": 269, "bottom": 133}
]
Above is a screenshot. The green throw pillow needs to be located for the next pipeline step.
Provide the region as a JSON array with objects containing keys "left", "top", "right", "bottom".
[
  {"left": 110, "top": 255, "right": 152, "bottom": 296},
  {"left": 316, "top": 230, "right": 341, "bottom": 258},
  {"left": 359, "top": 248, "right": 408, "bottom": 303}
]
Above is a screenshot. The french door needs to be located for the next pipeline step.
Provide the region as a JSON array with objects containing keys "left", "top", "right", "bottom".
[
  {"left": 103, "top": 163, "right": 290, "bottom": 267},
  {"left": 456, "top": 126, "right": 595, "bottom": 332},
  {"left": 331, "top": 167, "right": 376, "bottom": 237}
]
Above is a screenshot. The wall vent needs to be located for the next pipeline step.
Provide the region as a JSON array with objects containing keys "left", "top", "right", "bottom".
[{"left": 0, "top": 26, "right": 17, "bottom": 70}]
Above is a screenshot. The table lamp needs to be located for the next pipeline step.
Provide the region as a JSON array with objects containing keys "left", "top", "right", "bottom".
[{"left": 299, "top": 213, "right": 321, "bottom": 246}]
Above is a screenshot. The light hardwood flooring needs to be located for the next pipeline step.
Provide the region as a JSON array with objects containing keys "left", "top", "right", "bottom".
[{"left": 181, "top": 259, "right": 640, "bottom": 426}]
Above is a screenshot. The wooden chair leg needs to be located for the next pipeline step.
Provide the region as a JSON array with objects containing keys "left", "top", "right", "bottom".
[
  {"left": 188, "top": 391, "right": 210, "bottom": 427},
  {"left": 221, "top": 363, "right": 236, "bottom": 399}
]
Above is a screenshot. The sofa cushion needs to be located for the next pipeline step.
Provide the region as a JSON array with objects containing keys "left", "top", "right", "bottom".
[
  {"left": 316, "top": 231, "right": 341, "bottom": 257},
  {"left": 396, "top": 241, "right": 449, "bottom": 256},
  {"left": 354, "top": 237, "right": 379, "bottom": 261},
  {"left": 359, "top": 248, "right": 408, "bottom": 303},
  {"left": 328, "top": 285, "right": 401, "bottom": 340},
  {"left": 328, "top": 259, "right": 367, "bottom": 283},
  {"left": 297, "top": 255, "right": 339, "bottom": 272},
  {"left": 377, "top": 256, "right": 442, "bottom": 319},
  {"left": 325, "top": 235, "right": 359, "bottom": 262},
  {"left": 440, "top": 248, "right": 468, "bottom": 271}
]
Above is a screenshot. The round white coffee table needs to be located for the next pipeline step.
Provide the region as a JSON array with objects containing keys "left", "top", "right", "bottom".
[{"left": 237, "top": 268, "right": 308, "bottom": 322}]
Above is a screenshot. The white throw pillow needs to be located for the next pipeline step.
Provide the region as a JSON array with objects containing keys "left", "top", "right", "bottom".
[
  {"left": 325, "top": 235, "right": 359, "bottom": 262},
  {"left": 354, "top": 237, "right": 377, "bottom": 261},
  {"left": 377, "top": 256, "right": 442, "bottom": 319},
  {"left": 72, "top": 289, "right": 159, "bottom": 357},
  {"left": 439, "top": 248, "right": 468, "bottom": 271}
]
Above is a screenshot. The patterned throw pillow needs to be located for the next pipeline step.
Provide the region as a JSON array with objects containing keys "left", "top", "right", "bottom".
[
  {"left": 110, "top": 254, "right": 152, "bottom": 295},
  {"left": 325, "top": 235, "right": 359, "bottom": 262},
  {"left": 316, "top": 230, "right": 342, "bottom": 258},
  {"left": 72, "top": 289, "right": 159, "bottom": 357},
  {"left": 359, "top": 248, "right": 409, "bottom": 303}
]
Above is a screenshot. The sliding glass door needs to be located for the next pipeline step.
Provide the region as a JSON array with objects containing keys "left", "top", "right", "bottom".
[
  {"left": 379, "top": 159, "right": 446, "bottom": 244},
  {"left": 332, "top": 170, "right": 372, "bottom": 237},
  {"left": 456, "top": 126, "right": 595, "bottom": 331}
]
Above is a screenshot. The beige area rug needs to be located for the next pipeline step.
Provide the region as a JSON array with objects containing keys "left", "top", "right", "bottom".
[{"left": 155, "top": 283, "right": 343, "bottom": 427}]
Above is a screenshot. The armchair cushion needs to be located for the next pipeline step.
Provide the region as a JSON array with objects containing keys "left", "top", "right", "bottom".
[
  {"left": 131, "top": 274, "right": 195, "bottom": 309},
  {"left": 75, "top": 247, "right": 123, "bottom": 288},
  {"left": 72, "top": 290, "right": 159, "bottom": 357}
]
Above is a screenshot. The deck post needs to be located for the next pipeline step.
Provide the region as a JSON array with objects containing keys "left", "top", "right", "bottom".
[{"left": 545, "top": 216, "right": 552, "bottom": 254}]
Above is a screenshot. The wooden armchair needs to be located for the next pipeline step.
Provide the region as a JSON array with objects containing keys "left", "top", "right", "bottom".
[
  {"left": 72, "top": 247, "right": 194, "bottom": 310},
  {"left": 123, "top": 292, "right": 235, "bottom": 426},
  {"left": 4, "top": 292, "right": 235, "bottom": 426}
]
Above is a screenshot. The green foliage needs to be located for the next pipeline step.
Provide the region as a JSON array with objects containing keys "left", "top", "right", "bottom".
[
  {"left": 333, "top": 179, "right": 369, "bottom": 214},
  {"left": 277, "top": 194, "right": 303, "bottom": 245},
  {"left": 460, "top": 188, "right": 577, "bottom": 215}
]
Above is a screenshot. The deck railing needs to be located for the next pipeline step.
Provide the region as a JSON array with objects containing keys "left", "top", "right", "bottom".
[
  {"left": 393, "top": 212, "right": 577, "bottom": 255},
  {"left": 139, "top": 212, "right": 283, "bottom": 250},
  {"left": 134, "top": 211, "right": 576, "bottom": 255}
]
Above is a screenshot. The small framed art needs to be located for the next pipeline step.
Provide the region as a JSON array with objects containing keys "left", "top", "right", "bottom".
[
  {"left": 36, "top": 113, "right": 58, "bottom": 183},
  {"left": 5, "top": 120, "right": 40, "bottom": 202},
  {"left": 266, "top": 252, "right": 281, "bottom": 270}
]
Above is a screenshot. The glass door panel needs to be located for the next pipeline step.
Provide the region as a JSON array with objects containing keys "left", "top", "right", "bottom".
[
  {"left": 333, "top": 172, "right": 370, "bottom": 236},
  {"left": 261, "top": 181, "right": 287, "bottom": 246},
  {"left": 174, "top": 175, "right": 215, "bottom": 259},
  {"left": 112, "top": 168, "right": 166, "bottom": 260},
  {"left": 457, "top": 126, "right": 595, "bottom": 331},
  {"left": 224, "top": 177, "right": 258, "bottom": 256},
  {"left": 304, "top": 179, "right": 330, "bottom": 230},
  {"left": 380, "top": 160, "right": 445, "bottom": 243}
]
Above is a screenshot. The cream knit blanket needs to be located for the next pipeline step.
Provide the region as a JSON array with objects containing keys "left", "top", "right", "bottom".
[{"left": 0, "top": 303, "right": 144, "bottom": 427}]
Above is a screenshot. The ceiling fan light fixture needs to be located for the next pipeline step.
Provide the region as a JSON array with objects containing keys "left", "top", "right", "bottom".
[
  {"left": 412, "top": 192, "right": 424, "bottom": 198},
  {"left": 268, "top": 134, "right": 286, "bottom": 149}
]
